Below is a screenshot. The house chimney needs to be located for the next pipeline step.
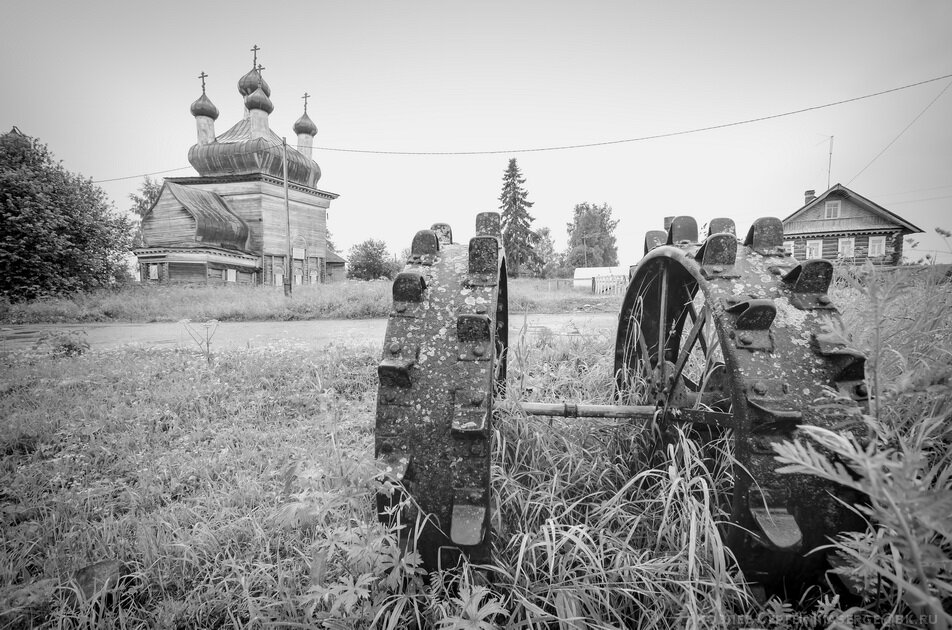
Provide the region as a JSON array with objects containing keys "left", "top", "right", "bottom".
[{"left": 804, "top": 190, "right": 816, "bottom": 205}]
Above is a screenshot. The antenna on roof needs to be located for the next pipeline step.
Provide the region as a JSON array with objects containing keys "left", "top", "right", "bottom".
[{"left": 827, "top": 135, "right": 834, "bottom": 190}]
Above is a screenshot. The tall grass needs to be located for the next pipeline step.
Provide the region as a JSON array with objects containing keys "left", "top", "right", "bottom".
[
  {"left": 775, "top": 263, "right": 952, "bottom": 628},
  {"left": 0, "top": 278, "right": 620, "bottom": 324},
  {"left": 0, "top": 282, "right": 393, "bottom": 324},
  {"left": 1, "top": 264, "right": 948, "bottom": 627}
]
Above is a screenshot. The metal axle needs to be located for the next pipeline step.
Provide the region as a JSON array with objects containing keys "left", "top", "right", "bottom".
[
  {"left": 511, "top": 401, "right": 733, "bottom": 427},
  {"left": 514, "top": 401, "right": 658, "bottom": 419}
]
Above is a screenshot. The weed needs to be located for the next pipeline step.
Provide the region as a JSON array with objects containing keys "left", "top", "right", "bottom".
[
  {"left": 775, "top": 263, "right": 952, "bottom": 628},
  {"left": 0, "top": 278, "right": 621, "bottom": 324},
  {"left": 1, "top": 264, "right": 949, "bottom": 627},
  {"left": 31, "top": 328, "right": 90, "bottom": 357},
  {"left": 180, "top": 319, "right": 218, "bottom": 365}
]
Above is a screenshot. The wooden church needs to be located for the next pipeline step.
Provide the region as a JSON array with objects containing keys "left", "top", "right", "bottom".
[{"left": 135, "top": 49, "right": 338, "bottom": 285}]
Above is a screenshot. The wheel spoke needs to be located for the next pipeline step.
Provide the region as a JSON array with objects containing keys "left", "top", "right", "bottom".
[
  {"left": 667, "top": 302, "right": 708, "bottom": 402},
  {"left": 656, "top": 263, "right": 669, "bottom": 384},
  {"left": 687, "top": 300, "right": 709, "bottom": 357}
]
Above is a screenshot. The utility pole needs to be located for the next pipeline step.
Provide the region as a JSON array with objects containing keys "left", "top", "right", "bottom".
[
  {"left": 282, "top": 137, "right": 292, "bottom": 297},
  {"left": 581, "top": 233, "right": 596, "bottom": 267}
]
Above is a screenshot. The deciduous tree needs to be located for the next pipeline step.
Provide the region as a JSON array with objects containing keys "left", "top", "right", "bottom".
[
  {"left": 128, "top": 176, "right": 163, "bottom": 247},
  {"left": 346, "top": 238, "right": 394, "bottom": 280},
  {"left": 533, "top": 226, "right": 567, "bottom": 278},
  {"left": 498, "top": 158, "right": 539, "bottom": 277},
  {"left": 0, "top": 128, "right": 133, "bottom": 301},
  {"left": 566, "top": 202, "right": 619, "bottom": 269}
]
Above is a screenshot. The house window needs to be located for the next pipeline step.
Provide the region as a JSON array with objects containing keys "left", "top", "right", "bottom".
[
  {"left": 838, "top": 237, "right": 855, "bottom": 258},
  {"left": 806, "top": 240, "right": 823, "bottom": 259},
  {"left": 824, "top": 200, "right": 841, "bottom": 219},
  {"left": 149, "top": 264, "right": 159, "bottom": 280},
  {"left": 868, "top": 235, "right": 886, "bottom": 257},
  {"left": 226, "top": 269, "right": 237, "bottom": 282},
  {"left": 783, "top": 241, "right": 795, "bottom": 257}
]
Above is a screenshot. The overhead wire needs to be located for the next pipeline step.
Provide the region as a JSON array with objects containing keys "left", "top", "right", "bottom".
[
  {"left": 92, "top": 72, "right": 952, "bottom": 182},
  {"left": 92, "top": 138, "right": 285, "bottom": 183},
  {"left": 308, "top": 72, "right": 952, "bottom": 155},
  {"left": 848, "top": 78, "right": 952, "bottom": 185}
]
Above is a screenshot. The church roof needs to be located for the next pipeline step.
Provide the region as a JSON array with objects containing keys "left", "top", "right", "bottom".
[
  {"left": 190, "top": 93, "right": 219, "bottom": 120},
  {"left": 187, "top": 118, "right": 322, "bottom": 188},
  {"left": 153, "top": 182, "right": 250, "bottom": 251},
  {"left": 293, "top": 111, "right": 318, "bottom": 136}
]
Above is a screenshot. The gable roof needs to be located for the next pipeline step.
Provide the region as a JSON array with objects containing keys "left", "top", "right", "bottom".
[
  {"left": 146, "top": 182, "right": 250, "bottom": 251},
  {"left": 326, "top": 250, "right": 346, "bottom": 265},
  {"left": 783, "top": 183, "right": 923, "bottom": 233}
]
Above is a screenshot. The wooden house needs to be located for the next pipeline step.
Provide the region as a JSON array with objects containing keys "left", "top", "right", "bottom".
[
  {"left": 781, "top": 184, "right": 922, "bottom": 265},
  {"left": 325, "top": 250, "right": 347, "bottom": 282},
  {"left": 135, "top": 59, "right": 338, "bottom": 285}
]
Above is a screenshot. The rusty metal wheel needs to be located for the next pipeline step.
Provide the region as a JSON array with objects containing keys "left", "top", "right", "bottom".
[
  {"left": 615, "top": 215, "right": 869, "bottom": 589},
  {"left": 375, "top": 212, "right": 507, "bottom": 571}
]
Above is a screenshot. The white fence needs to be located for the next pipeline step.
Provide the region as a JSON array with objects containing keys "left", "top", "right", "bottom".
[{"left": 592, "top": 275, "right": 627, "bottom": 295}]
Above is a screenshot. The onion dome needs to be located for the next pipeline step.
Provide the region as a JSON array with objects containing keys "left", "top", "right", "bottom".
[
  {"left": 237, "top": 68, "right": 271, "bottom": 97},
  {"left": 293, "top": 111, "right": 317, "bottom": 136},
  {"left": 244, "top": 87, "right": 274, "bottom": 114},
  {"left": 189, "top": 93, "right": 220, "bottom": 120}
]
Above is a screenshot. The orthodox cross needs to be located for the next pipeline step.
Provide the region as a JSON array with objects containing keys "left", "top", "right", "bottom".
[
  {"left": 302, "top": 92, "right": 311, "bottom": 113},
  {"left": 250, "top": 44, "right": 260, "bottom": 67},
  {"left": 256, "top": 64, "right": 265, "bottom": 87},
  {"left": 198, "top": 71, "right": 208, "bottom": 94}
]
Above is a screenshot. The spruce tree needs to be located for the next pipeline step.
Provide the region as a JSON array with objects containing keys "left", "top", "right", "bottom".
[{"left": 498, "top": 158, "right": 539, "bottom": 277}]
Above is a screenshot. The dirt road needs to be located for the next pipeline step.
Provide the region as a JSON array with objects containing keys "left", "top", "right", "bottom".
[{"left": 0, "top": 312, "right": 619, "bottom": 353}]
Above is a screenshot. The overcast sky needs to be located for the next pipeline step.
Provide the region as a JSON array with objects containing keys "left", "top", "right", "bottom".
[{"left": 3, "top": 1, "right": 951, "bottom": 264}]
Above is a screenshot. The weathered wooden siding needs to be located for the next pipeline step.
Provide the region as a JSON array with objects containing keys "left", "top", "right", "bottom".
[
  {"left": 182, "top": 179, "right": 329, "bottom": 262},
  {"left": 142, "top": 195, "right": 196, "bottom": 247},
  {"left": 326, "top": 262, "right": 346, "bottom": 282},
  {"left": 785, "top": 230, "right": 903, "bottom": 265},
  {"left": 784, "top": 195, "right": 891, "bottom": 235},
  {"left": 168, "top": 262, "right": 207, "bottom": 283}
]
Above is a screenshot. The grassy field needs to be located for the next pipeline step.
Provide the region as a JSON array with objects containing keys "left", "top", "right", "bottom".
[
  {"left": 0, "top": 279, "right": 620, "bottom": 324},
  {"left": 0, "top": 265, "right": 949, "bottom": 628}
]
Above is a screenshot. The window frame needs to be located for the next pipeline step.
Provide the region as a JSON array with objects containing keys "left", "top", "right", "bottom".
[
  {"left": 868, "top": 235, "right": 886, "bottom": 257},
  {"left": 148, "top": 264, "right": 159, "bottom": 280},
  {"left": 806, "top": 239, "right": 823, "bottom": 259},
  {"left": 226, "top": 268, "right": 237, "bottom": 283},
  {"left": 838, "top": 237, "right": 855, "bottom": 258},
  {"left": 824, "top": 200, "right": 841, "bottom": 219}
]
